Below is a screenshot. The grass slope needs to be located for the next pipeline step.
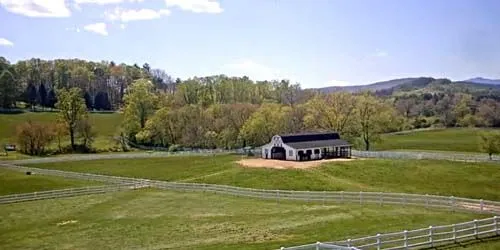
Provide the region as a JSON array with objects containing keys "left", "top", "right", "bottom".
[
  {"left": 375, "top": 128, "right": 496, "bottom": 152},
  {"left": 0, "top": 112, "right": 123, "bottom": 150},
  {"left": 0, "top": 168, "right": 100, "bottom": 195},
  {"left": 27, "top": 155, "right": 500, "bottom": 201},
  {"left": 0, "top": 189, "right": 489, "bottom": 250}
]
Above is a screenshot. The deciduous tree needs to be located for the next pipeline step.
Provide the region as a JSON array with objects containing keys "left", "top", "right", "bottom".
[
  {"left": 55, "top": 87, "right": 88, "bottom": 150},
  {"left": 479, "top": 132, "right": 500, "bottom": 160},
  {"left": 122, "top": 79, "right": 158, "bottom": 137}
]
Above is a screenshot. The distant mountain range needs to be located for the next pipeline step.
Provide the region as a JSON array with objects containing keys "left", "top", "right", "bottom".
[
  {"left": 465, "top": 77, "right": 500, "bottom": 85},
  {"left": 314, "top": 77, "right": 500, "bottom": 94}
]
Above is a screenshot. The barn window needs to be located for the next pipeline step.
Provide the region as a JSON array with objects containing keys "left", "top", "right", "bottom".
[
  {"left": 289, "top": 150, "right": 293, "bottom": 156},
  {"left": 306, "top": 149, "right": 312, "bottom": 154},
  {"left": 314, "top": 149, "right": 320, "bottom": 154}
]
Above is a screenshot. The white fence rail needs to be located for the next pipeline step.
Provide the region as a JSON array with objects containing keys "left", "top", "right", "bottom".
[
  {"left": 351, "top": 150, "right": 500, "bottom": 162},
  {"left": 0, "top": 183, "right": 141, "bottom": 204},
  {"left": 5, "top": 147, "right": 500, "bottom": 165},
  {"left": 282, "top": 216, "right": 499, "bottom": 250},
  {"left": 280, "top": 242, "right": 360, "bottom": 250},
  {"left": 1, "top": 163, "right": 499, "bottom": 215},
  {"left": 0, "top": 163, "right": 499, "bottom": 250}
]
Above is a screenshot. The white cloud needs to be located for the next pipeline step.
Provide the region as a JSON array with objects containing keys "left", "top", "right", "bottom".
[
  {"left": 105, "top": 7, "right": 170, "bottom": 22},
  {"left": 74, "top": 0, "right": 124, "bottom": 5},
  {"left": 84, "top": 22, "right": 108, "bottom": 36},
  {"left": 0, "top": 38, "right": 14, "bottom": 47},
  {"left": 0, "top": 0, "right": 71, "bottom": 17},
  {"left": 223, "top": 59, "right": 292, "bottom": 81},
  {"left": 65, "top": 27, "right": 81, "bottom": 33},
  {"left": 165, "top": 0, "right": 223, "bottom": 14},
  {"left": 372, "top": 49, "right": 388, "bottom": 57},
  {"left": 120, "top": 23, "right": 126, "bottom": 29}
]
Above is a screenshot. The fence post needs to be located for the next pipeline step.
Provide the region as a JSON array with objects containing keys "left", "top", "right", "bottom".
[
  {"left": 495, "top": 216, "right": 499, "bottom": 236},
  {"left": 379, "top": 192, "right": 383, "bottom": 206},
  {"left": 404, "top": 230, "right": 408, "bottom": 249},
  {"left": 425, "top": 194, "right": 429, "bottom": 209},
  {"left": 323, "top": 191, "right": 326, "bottom": 206},
  {"left": 376, "top": 233, "right": 381, "bottom": 250},
  {"left": 403, "top": 194, "right": 406, "bottom": 207},
  {"left": 360, "top": 191, "right": 363, "bottom": 205},
  {"left": 429, "top": 226, "right": 433, "bottom": 248},
  {"left": 316, "top": 241, "right": 320, "bottom": 250},
  {"left": 480, "top": 199, "right": 484, "bottom": 212},
  {"left": 276, "top": 190, "right": 280, "bottom": 205},
  {"left": 450, "top": 196, "right": 455, "bottom": 212},
  {"left": 341, "top": 191, "right": 344, "bottom": 203},
  {"left": 474, "top": 219, "right": 478, "bottom": 239},
  {"left": 347, "top": 239, "right": 351, "bottom": 247},
  {"left": 452, "top": 224, "right": 457, "bottom": 243}
]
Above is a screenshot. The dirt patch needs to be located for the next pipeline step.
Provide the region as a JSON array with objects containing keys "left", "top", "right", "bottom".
[{"left": 236, "top": 158, "right": 358, "bottom": 170}]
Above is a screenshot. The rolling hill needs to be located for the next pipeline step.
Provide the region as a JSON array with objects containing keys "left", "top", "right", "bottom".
[{"left": 313, "top": 77, "right": 500, "bottom": 95}]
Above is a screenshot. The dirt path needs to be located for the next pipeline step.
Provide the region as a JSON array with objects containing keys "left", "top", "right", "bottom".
[{"left": 236, "top": 158, "right": 359, "bottom": 170}]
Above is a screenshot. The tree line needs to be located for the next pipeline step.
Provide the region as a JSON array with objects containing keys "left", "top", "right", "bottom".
[
  {"left": 5, "top": 57, "right": 500, "bottom": 156},
  {"left": 122, "top": 79, "right": 402, "bottom": 151}
]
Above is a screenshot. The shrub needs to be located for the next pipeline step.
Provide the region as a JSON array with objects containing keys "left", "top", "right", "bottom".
[
  {"left": 16, "top": 121, "right": 55, "bottom": 156},
  {"left": 168, "top": 144, "right": 181, "bottom": 152}
]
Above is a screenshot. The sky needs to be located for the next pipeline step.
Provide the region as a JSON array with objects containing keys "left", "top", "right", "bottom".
[{"left": 0, "top": 0, "right": 499, "bottom": 88}]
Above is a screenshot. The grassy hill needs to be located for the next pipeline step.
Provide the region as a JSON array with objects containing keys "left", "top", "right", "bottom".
[
  {"left": 0, "top": 112, "right": 123, "bottom": 151},
  {"left": 0, "top": 189, "right": 488, "bottom": 250},
  {"left": 374, "top": 128, "right": 493, "bottom": 153},
  {"left": 25, "top": 155, "right": 500, "bottom": 201},
  {"left": 0, "top": 168, "right": 100, "bottom": 195}
]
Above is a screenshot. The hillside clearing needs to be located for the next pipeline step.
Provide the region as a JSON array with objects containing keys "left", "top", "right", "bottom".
[
  {"left": 24, "top": 155, "right": 500, "bottom": 201},
  {"left": 0, "top": 112, "right": 123, "bottom": 151},
  {"left": 375, "top": 128, "right": 497, "bottom": 152},
  {"left": 0, "top": 168, "right": 101, "bottom": 195}
]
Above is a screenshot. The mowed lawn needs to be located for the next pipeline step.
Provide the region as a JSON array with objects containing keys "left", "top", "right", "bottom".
[
  {"left": 0, "top": 112, "right": 123, "bottom": 150},
  {"left": 374, "top": 128, "right": 497, "bottom": 152},
  {"left": 0, "top": 168, "right": 100, "bottom": 195},
  {"left": 26, "top": 155, "right": 500, "bottom": 201},
  {"left": 0, "top": 189, "right": 490, "bottom": 250}
]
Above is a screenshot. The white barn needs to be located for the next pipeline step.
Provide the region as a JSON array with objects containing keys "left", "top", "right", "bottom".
[{"left": 260, "top": 132, "right": 352, "bottom": 161}]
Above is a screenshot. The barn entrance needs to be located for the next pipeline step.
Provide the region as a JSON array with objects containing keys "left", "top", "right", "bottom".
[{"left": 270, "top": 146, "right": 286, "bottom": 160}]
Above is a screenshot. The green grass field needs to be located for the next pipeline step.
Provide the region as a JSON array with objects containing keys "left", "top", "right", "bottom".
[
  {"left": 0, "top": 168, "right": 100, "bottom": 195},
  {"left": 0, "top": 189, "right": 490, "bottom": 250},
  {"left": 374, "top": 128, "right": 496, "bottom": 152},
  {"left": 0, "top": 112, "right": 123, "bottom": 151},
  {"left": 26, "top": 155, "right": 500, "bottom": 201}
]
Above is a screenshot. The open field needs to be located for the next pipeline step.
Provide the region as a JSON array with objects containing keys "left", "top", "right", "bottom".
[
  {"left": 0, "top": 112, "right": 123, "bottom": 151},
  {"left": 375, "top": 128, "right": 497, "bottom": 152},
  {"left": 0, "top": 189, "right": 490, "bottom": 250},
  {"left": 25, "top": 155, "right": 500, "bottom": 200},
  {"left": 0, "top": 168, "right": 100, "bottom": 195}
]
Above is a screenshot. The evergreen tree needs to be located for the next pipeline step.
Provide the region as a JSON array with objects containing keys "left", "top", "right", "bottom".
[
  {"left": 47, "top": 89, "right": 57, "bottom": 108},
  {"left": 83, "top": 91, "right": 93, "bottom": 110},
  {"left": 26, "top": 82, "right": 37, "bottom": 110},
  {"left": 38, "top": 83, "right": 47, "bottom": 108}
]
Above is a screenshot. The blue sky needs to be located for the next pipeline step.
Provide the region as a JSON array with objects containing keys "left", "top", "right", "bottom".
[{"left": 0, "top": 0, "right": 499, "bottom": 88}]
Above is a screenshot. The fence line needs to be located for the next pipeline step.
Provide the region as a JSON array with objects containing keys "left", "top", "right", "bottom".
[
  {"left": 0, "top": 183, "right": 142, "bottom": 204},
  {"left": 1, "top": 163, "right": 499, "bottom": 215},
  {"left": 282, "top": 216, "right": 499, "bottom": 250},
  {"left": 5, "top": 147, "right": 500, "bottom": 165},
  {"left": 350, "top": 150, "right": 500, "bottom": 162},
  {"left": 1, "top": 163, "right": 499, "bottom": 249}
]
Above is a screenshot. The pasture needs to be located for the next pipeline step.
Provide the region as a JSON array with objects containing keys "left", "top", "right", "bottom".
[
  {"left": 0, "top": 189, "right": 490, "bottom": 250},
  {"left": 0, "top": 168, "right": 100, "bottom": 195},
  {"left": 24, "top": 155, "right": 500, "bottom": 200},
  {"left": 374, "top": 128, "right": 495, "bottom": 152},
  {"left": 0, "top": 112, "right": 123, "bottom": 151}
]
